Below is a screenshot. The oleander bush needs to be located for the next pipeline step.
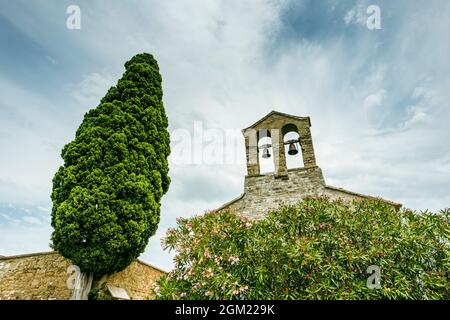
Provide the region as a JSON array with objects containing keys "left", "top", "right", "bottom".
[{"left": 155, "top": 197, "right": 449, "bottom": 299}]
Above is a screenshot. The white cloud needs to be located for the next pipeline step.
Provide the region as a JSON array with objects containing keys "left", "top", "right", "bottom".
[
  {"left": 37, "top": 205, "right": 51, "bottom": 213},
  {"left": 364, "top": 90, "right": 385, "bottom": 109},
  {"left": 0, "top": 77, "right": 69, "bottom": 205},
  {"left": 344, "top": 3, "right": 367, "bottom": 26},
  {"left": 69, "top": 72, "right": 116, "bottom": 107},
  {"left": 45, "top": 55, "right": 57, "bottom": 65},
  {"left": 0, "top": 224, "right": 52, "bottom": 256},
  {"left": 22, "top": 216, "right": 43, "bottom": 225},
  {"left": 1, "top": 0, "right": 450, "bottom": 270},
  {"left": 1, "top": 213, "right": 20, "bottom": 225}
]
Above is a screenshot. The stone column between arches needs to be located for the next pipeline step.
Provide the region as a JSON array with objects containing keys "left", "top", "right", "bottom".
[{"left": 271, "top": 128, "right": 288, "bottom": 177}]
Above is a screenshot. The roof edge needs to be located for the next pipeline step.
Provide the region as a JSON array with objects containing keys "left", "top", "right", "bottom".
[
  {"left": 136, "top": 259, "right": 168, "bottom": 274},
  {"left": 0, "top": 251, "right": 169, "bottom": 274},
  {"left": 242, "top": 110, "right": 310, "bottom": 131},
  {"left": 324, "top": 185, "right": 402, "bottom": 209},
  {"left": 215, "top": 193, "right": 245, "bottom": 212},
  {"left": 0, "top": 251, "right": 57, "bottom": 261}
]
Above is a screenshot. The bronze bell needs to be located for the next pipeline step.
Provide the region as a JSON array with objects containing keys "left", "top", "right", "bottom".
[
  {"left": 262, "top": 147, "right": 271, "bottom": 159},
  {"left": 288, "top": 142, "right": 298, "bottom": 155}
]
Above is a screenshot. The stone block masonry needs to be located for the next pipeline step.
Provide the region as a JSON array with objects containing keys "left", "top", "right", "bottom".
[
  {"left": 0, "top": 251, "right": 165, "bottom": 300},
  {"left": 217, "top": 111, "right": 401, "bottom": 219},
  {"left": 218, "top": 166, "right": 400, "bottom": 219},
  {"left": 0, "top": 252, "right": 72, "bottom": 300}
]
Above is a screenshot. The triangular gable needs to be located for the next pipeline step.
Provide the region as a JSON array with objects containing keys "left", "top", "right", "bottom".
[{"left": 242, "top": 110, "right": 310, "bottom": 131}]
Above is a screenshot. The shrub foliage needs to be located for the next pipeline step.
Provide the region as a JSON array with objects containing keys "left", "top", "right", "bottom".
[{"left": 156, "top": 198, "right": 449, "bottom": 299}]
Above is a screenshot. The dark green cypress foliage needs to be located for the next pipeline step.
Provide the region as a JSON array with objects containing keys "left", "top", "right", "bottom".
[{"left": 51, "top": 53, "right": 170, "bottom": 275}]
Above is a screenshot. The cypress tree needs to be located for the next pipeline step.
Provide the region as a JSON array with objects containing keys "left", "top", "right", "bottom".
[{"left": 50, "top": 53, "right": 170, "bottom": 276}]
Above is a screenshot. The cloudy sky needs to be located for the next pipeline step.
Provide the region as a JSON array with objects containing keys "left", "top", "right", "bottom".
[{"left": 0, "top": 0, "right": 449, "bottom": 271}]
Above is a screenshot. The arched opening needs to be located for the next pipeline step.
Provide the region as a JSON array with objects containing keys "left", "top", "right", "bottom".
[
  {"left": 257, "top": 129, "right": 274, "bottom": 174},
  {"left": 282, "top": 124, "right": 304, "bottom": 169}
]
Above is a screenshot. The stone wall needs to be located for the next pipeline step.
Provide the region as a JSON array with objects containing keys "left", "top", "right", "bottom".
[
  {"left": 95, "top": 260, "right": 164, "bottom": 300},
  {"left": 220, "top": 111, "right": 401, "bottom": 219},
  {"left": 219, "top": 166, "right": 401, "bottom": 219},
  {"left": 222, "top": 166, "right": 324, "bottom": 218},
  {"left": 0, "top": 251, "right": 165, "bottom": 300},
  {"left": 0, "top": 252, "right": 72, "bottom": 300}
]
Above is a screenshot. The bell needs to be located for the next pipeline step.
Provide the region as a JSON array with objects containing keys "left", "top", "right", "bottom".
[
  {"left": 288, "top": 142, "right": 298, "bottom": 155},
  {"left": 262, "top": 147, "right": 271, "bottom": 159}
]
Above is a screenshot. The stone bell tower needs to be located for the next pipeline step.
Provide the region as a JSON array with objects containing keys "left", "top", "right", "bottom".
[
  {"left": 243, "top": 111, "right": 317, "bottom": 177},
  {"left": 217, "top": 111, "right": 401, "bottom": 219}
]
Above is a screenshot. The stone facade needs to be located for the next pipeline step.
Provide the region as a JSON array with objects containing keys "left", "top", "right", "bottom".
[
  {"left": 0, "top": 252, "right": 72, "bottom": 300},
  {"left": 219, "top": 111, "right": 401, "bottom": 219},
  {"left": 0, "top": 251, "right": 165, "bottom": 300},
  {"left": 94, "top": 259, "right": 164, "bottom": 300},
  {"left": 243, "top": 111, "right": 317, "bottom": 177}
]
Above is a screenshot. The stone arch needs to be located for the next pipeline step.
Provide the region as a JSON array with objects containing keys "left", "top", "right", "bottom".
[
  {"left": 243, "top": 111, "right": 317, "bottom": 177},
  {"left": 257, "top": 129, "right": 274, "bottom": 174},
  {"left": 282, "top": 124, "right": 304, "bottom": 169}
]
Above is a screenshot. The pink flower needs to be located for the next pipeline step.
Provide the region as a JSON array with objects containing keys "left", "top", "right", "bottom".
[
  {"left": 204, "top": 250, "right": 212, "bottom": 259},
  {"left": 228, "top": 256, "right": 240, "bottom": 265},
  {"left": 203, "top": 267, "right": 214, "bottom": 278},
  {"left": 240, "top": 285, "right": 248, "bottom": 292}
]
